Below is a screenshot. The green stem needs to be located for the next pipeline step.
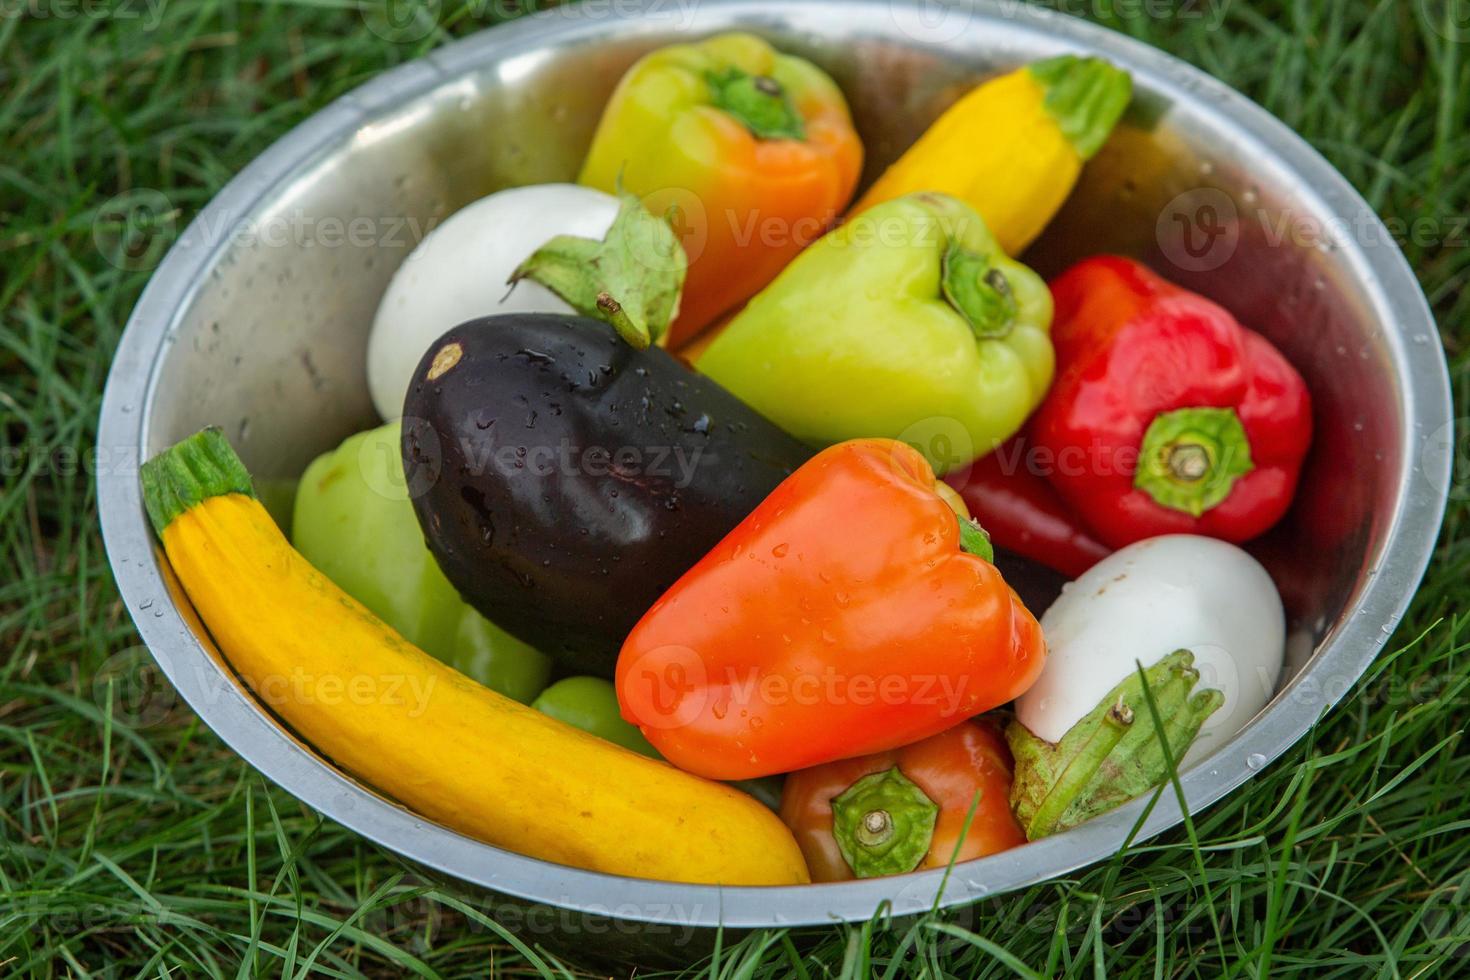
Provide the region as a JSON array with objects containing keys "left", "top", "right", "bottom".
[
  {"left": 1134, "top": 407, "right": 1255, "bottom": 517},
  {"left": 1021, "top": 698, "right": 1133, "bottom": 840},
  {"left": 511, "top": 192, "right": 687, "bottom": 350},
  {"left": 140, "top": 427, "right": 255, "bottom": 537},
  {"left": 830, "top": 767, "right": 938, "bottom": 878},
  {"left": 940, "top": 241, "right": 1017, "bottom": 339},
  {"left": 1007, "top": 649, "right": 1224, "bottom": 839},
  {"left": 594, "top": 292, "right": 645, "bottom": 350},
  {"left": 705, "top": 67, "right": 806, "bottom": 141},
  {"left": 1029, "top": 55, "right": 1133, "bottom": 160},
  {"left": 957, "top": 516, "right": 994, "bottom": 563}
]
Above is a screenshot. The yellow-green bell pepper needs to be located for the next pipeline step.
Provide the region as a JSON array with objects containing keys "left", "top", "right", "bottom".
[
  {"left": 292, "top": 423, "right": 552, "bottom": 703},
  {"left": 579, "top": 32, "right": 863, "bottom": 347},
  {"left": 697, "top": 192, "right": 1054, "bottom": 473}
]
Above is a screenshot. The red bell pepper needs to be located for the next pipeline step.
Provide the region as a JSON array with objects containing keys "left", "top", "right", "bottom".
[
  {"left": 615, "top": 439, "right": 1046, "bottom": 781},
  {"left": 946, "top": 433, "right": 1111, "bottom": 578},
  {"left": 1030, "top": 256, "right": 1311, "bottom": 548}
]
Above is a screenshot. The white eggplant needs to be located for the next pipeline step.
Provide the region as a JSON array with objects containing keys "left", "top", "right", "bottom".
[
  {"left": 366, "top": 184, "right": 620, "bottom": 419},
  {"left": 1008, "top": 534, "right": 1285, "bottom": 838}
]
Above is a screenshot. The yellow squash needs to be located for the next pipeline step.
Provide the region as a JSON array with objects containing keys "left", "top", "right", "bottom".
[
  {"left": 140, "top": 428, "right": 809, "bottom": 886},
  {"left": 851, "top": 55, "right": 1131, "bottom": 256}
]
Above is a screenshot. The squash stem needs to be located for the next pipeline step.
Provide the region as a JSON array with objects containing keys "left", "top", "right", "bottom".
[
  {"left": 140, "top": 427, "right": 255, "bottom": 537},
  {"left": 1029, "top": 55, "right": 1132, "bottom": 160}
]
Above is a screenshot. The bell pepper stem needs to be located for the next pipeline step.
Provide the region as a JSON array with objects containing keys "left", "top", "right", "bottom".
[
  {"left": 1007, "top": 649, "right": 1224, "bottom": 839},
  {"left": 941, "top": 241, "right": 1018, "bottom": 339},
  {"left": 510, "top": 191, "right": 688, "bottom": 350},
  {"left": 705, "top": 66, "right": 807, "bottom": 141},
  {"left": 957, "top": 516, "right": 994, "bottom": 563},
  {"left": 831, "top": 766, "right": 939, "bottom": 878},
  {"left": 1134, "top": 407, "right": 1255, "bottom": 517}
]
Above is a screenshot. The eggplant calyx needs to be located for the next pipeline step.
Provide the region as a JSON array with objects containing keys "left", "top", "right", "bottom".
[
  {"left": 1006, "top": 649, "right": 1223, "bottom": 840},
  {"left": 510, "top": 192, "right": 687, "bottom": 350}
]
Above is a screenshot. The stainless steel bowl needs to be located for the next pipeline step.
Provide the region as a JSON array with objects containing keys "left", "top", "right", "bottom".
[{"left": 98, "top": 0, "right": 1451, "bottom": 956}]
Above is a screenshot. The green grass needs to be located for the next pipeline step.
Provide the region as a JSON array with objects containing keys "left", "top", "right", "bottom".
[{"left": 3, "top": 0, "right": 1469, "bottom": 974}]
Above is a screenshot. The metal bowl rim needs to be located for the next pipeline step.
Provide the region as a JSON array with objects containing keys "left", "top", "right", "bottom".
[{"left": 97, "top": 0, "right": 1452, "bottom": 927}]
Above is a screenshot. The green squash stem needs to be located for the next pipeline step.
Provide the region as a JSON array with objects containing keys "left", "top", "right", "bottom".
[
  {"left": 139, "top": 427, "right": 255, "bottom": 537},
  {"left": 1029, "top": 55, "right": 1133, "bottom": 160}
]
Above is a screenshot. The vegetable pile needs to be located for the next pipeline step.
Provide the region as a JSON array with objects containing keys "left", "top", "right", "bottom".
[{"left": 139, "top": 33, "right": 1314, "bottom": 887}]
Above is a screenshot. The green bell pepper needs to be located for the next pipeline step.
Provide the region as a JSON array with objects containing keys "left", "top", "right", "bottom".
[
  {"left": 531, "top": 678, "right": 786, "bottom": 810},
  {"left": 292, "top": 423, "right": 551, "bottom": 703},
  {"left": 532, "top": 676, "right": 660, "bottom": 757},
  {"left": 697, "top": 191, "right": 1054, "bottom": 474}
]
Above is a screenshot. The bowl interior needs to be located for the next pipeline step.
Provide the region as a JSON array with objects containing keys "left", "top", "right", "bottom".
[
  {"left": 147, "top": 22, "right": 1394, "bottom": 673},
  {"left": 114, "top": 0, "right": 1442, "bottom": 926}
]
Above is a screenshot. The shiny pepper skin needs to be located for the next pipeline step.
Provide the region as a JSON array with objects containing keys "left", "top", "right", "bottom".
[{"left": 616, "top": 439, "right": 1046, "bottom": 780}]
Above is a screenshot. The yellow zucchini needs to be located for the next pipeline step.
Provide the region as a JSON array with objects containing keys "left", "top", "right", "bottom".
[
  {"left": 140, "top": 429, "right": 809, "bottom": 886},
  {"left": 851, "top": 55, "right": 1131, "bottom": 256}
]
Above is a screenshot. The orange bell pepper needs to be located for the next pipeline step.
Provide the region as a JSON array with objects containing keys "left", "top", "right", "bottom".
[
  {"left": 779, "top": 718, "right": 1026, "bottom": 880},
  {"left": 579, "top": 32, "right": 863, "bottom": 346},
  {"left": 615, "top": 439, "right": 1046, "bottom": 780}
]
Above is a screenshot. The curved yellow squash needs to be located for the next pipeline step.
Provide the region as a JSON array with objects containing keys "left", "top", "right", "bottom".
[
  {"left": 852, "top": 55, "right": 1131, "bottom": 256},
  {"left": 142, "top": 429, "right": 809, "bottom": 886}
]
